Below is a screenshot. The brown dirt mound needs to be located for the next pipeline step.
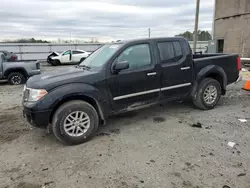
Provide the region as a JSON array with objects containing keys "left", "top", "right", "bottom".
[{"left": 0, "top": 106, "right": 31, "bottom": 144}]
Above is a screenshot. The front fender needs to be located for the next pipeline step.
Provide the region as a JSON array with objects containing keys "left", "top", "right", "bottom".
[
  {"left": 34, "top": 83, "right": 108, "bottom": 116},
  {"left": 51, "top": 56, "right": 60, "bottom": 61}
]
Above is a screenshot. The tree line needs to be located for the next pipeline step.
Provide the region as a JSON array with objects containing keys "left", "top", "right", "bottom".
[
  {"left": 175, "top": 30, "right": 212, "bottom": 41},
  {"left": 1, "top": 31, "right": 212, "bottom": 43},
  {"left": 1, "top": 38, "right": 50, "bottom": 43}
]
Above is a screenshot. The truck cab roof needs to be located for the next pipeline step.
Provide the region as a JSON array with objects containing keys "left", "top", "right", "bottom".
[{"left": 113, "top": 36, "right": 187, "bottom": 45}]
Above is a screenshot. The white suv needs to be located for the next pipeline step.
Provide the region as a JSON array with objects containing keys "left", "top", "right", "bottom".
[{"left": 50, "top": 50, "right": 91, "bottom": 66}]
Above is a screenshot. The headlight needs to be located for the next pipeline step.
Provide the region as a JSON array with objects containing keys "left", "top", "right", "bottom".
[
  {"left": 23, "top": 88, "right": 48, "bottom": 102},
  {"left": 23, "top": 85, "right": 26, "bottom": 92}
]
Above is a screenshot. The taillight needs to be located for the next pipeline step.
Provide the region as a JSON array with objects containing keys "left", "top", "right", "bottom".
[
  {"left": 237, "top": 56, "right": 242, "bottom": 71},
  {"left": 36, "top": 62, "right": 40, "bottom": 69}
]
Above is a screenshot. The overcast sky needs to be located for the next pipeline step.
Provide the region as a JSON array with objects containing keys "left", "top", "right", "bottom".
[{"left": 1, "top": 0, "right": 215, "bottom": 42}]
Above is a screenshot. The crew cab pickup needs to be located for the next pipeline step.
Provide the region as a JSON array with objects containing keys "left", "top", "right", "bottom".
[
  {"left": 22, "top": 37, "right": 241, "bottom": 145},
  {"left": 0, "top": 53, "right": 40, "bottom": 85}
]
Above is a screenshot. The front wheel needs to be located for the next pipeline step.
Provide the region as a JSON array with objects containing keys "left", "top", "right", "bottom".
[
  {"left": 193, "top": 78, "right": 222, "bottom": 110},
  {"left": 52, "top": 100, "right": 99, "bottom": 145},
  {"left": 52, "top": 60, "right": 61, "bottom": 66},
  {"left": 8, "top": 72, "right": 26, "bottom": 85}
]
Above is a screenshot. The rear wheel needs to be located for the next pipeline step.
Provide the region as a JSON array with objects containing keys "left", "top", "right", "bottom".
[
  {"left": 8, "top": 72, "right": 26, "bottom": 85},
  {"left": 193, "top": 78, "right": 221, "bottom": 110},
  {"left": 52, "top": 100, "right": 99, "bottom": 145}
]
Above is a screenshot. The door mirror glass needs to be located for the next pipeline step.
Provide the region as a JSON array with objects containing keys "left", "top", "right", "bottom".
[{"left": 114, "top": 61, "right": 129, "bottom": 72}]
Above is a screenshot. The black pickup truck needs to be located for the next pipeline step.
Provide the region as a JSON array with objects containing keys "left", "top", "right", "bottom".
[{"left": 23, "top": 37, "right": 241, "bottom": 145}]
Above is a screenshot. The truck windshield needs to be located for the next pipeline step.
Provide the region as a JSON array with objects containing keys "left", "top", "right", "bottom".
[{"left": 79, "top": 44, "right": 121, "bottom": 69}]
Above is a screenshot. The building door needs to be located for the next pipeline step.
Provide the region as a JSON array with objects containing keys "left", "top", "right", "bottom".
[{"left": 217, "top": 39, "right": 224, "bottom": 53}]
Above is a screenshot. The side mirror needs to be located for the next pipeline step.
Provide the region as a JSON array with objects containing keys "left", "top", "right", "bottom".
[{"left": 114, "top": 61, "right": 129, "bottom": 72}]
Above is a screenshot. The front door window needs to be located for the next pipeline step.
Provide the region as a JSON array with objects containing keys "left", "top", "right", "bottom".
[{"left": 117, "top": 44, "right": 152, "bottom": 71}]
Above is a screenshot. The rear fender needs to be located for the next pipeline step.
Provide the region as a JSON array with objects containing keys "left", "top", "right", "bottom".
[
  {"left": 4, "top": 67, "right": 28, "bottom": 78},
  {"left": 191, "top": 65, "right": 227, "bottom": 98}
]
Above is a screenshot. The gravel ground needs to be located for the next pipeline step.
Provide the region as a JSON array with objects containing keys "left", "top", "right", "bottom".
[{"left": 0, "top": 65, "right": 250, "bottom": 188}]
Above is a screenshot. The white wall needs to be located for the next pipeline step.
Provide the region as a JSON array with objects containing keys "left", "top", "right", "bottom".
[{"left": 0, "top": 42, "right": 208, "bottom": 60}]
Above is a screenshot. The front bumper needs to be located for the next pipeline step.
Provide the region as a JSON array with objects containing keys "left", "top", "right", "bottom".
[
  {"left": 47, "top": 57, "right": 53, "bottom": 64},
  {"left": 23, "top": 106, "right": 51, "bottom": 129}
]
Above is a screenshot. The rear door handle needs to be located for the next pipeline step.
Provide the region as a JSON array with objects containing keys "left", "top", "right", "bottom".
[
  {"left": 147, "top": 72, "right": 157, "bottom": 76},
  {"left": 181, "top": 67, "right": 190, "bottom": 70}
]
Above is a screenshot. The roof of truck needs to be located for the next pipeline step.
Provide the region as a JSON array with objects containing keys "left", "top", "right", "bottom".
[{"left": 113, "top": 36, "right": 186, "bottom": 44}]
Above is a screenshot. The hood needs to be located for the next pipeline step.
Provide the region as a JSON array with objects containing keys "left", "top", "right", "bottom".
[
  {"left": 48, "top": 52, "right": 60, "bottom": 59},
  {"left": 49, "top": 51, "right": 60, "bottom": 56},
  {"left": 26, "top": 67, "right": 98, "bottom": 90},
  {"left": 51, "top": 56, "right": 60, "bottom": 60}
]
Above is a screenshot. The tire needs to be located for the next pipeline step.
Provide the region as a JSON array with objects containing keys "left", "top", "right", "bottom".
[
  {"left": 47, "top": 58, "right": 53, "bottom": 65},
  {"left": 52, "top": 100, "right": 99, "bottom": 145},
  {"left": 8, "top": 72, "right": 26, "bottom": 85},
  {"left": 193, "top": 78, "right": 221, "bottom": 110},
  {"left": 52, "top": 60, "right": 61, "bottom": 66}
]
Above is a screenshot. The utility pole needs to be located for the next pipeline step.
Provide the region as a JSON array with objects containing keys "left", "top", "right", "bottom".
[
  {"left": 212, "top": 0, "right": 216, "bottom": 40},
  {"left": 193, "top": 0, "right": 200, "bottom": 52},
  {"left": 148, "top": 28, "right": 151, "bottom": 38}
]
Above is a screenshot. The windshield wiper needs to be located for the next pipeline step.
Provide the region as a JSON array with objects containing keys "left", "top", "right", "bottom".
[{"left": 76, "top": 64, "right": 91, "bottom": 70}]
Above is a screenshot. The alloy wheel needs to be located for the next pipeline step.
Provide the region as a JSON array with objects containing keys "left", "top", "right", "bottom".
[{"left": 63, "top": 111, "right": 90, "bottom": 137}]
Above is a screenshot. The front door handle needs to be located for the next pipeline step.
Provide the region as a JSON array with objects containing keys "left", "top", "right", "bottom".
[
  {"left": 147, "top": 72, "right": 157, "bottom": 76},
  {"left": 181, "top": 67, "right": 190, "bottom": 70}
]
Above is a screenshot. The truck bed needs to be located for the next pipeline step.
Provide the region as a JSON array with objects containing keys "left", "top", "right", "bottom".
[{"left": 193, "top": 53, "right": 239, "bottom": 85}]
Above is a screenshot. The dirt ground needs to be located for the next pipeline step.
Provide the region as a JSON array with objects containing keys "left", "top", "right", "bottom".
[{"left": 0, "top": 65, "right": 250, "bottom": 188}]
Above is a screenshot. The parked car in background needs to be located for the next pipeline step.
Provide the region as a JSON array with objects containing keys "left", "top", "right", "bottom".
[
  {"left": 47, "top": 50, "right": 91, "bottom": 66},
  {"left": 23, "top": 37, "right": 241, "bottom": 145},
  {"left": 0, "top": 50, "right": 18, "bottom": 61},
  {"left": 0, "top": 53, "right": 40, "bottom": 85}
]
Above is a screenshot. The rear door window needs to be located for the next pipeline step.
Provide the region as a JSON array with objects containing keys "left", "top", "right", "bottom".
[
  {"left": 72, "top": 50, "right": 84, "bottom": 54},
  {"left": 157, "top": 41, "right": 183, "bottom": 63},
  {"left": 173, "top": 41, "right": 183, "bottom": 61},
  {"left": 157, "top": 42, "right": 175, "bottom": 63}
]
